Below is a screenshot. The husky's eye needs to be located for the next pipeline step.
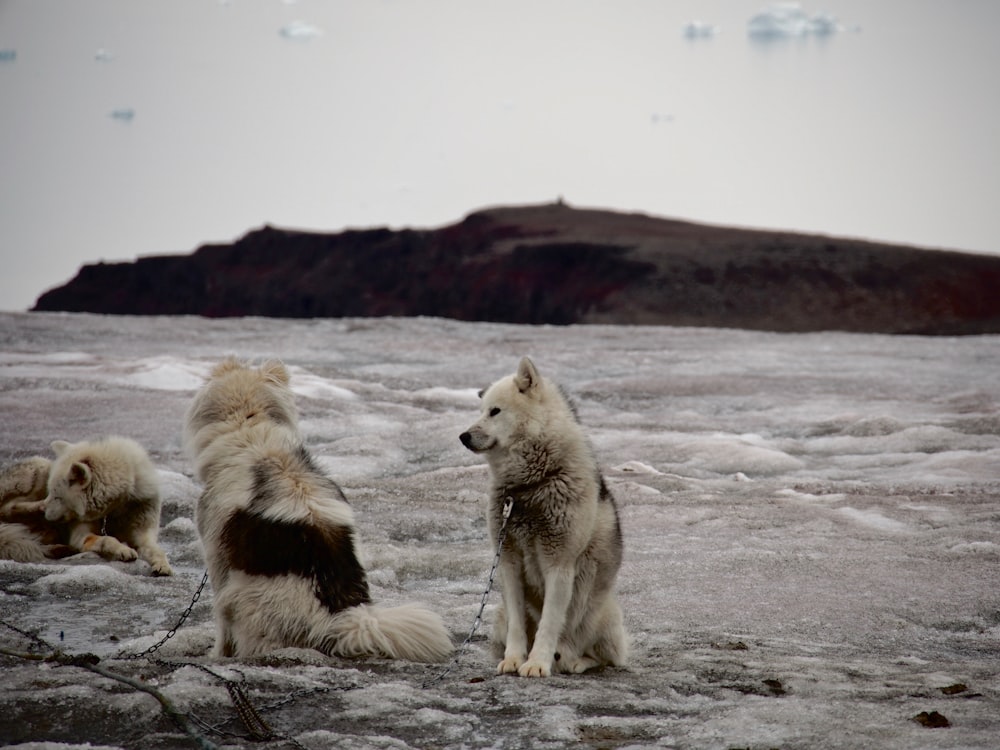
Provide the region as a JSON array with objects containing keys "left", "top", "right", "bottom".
[{"left": 489, "top": 407, "right": 501, "bottom": 417}]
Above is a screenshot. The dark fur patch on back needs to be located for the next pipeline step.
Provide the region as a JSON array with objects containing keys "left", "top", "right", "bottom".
[
  {"left": 224, "top": 446, "right": 369, "bottom": 613},
  {"left": 221, "top": 509, "right": 371, "bottom": 613}
]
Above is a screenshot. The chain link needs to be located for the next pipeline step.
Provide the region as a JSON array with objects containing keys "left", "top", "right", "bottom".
[
  {"left": 116, "top": 569, "right": 210, "bottom": 660},
  {"left": 423, "top": 496, "right": 513, "bottom": 687}
]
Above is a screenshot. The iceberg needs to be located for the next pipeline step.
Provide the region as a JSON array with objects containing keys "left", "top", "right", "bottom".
[
  {"left": 0, "top": 49, "right": 16, "bottom": 62},
  {"left": 682, "top": 20, "right": 719, "bottom": 39},
  {"left": 748, "top": 2, "right": 842, "bottom": 39},
  {"left": 109, "top": 108, "right": 135, "bottom": 122},
  {"left": 280, "top": 20, "right": 324, "bottom": 40}
]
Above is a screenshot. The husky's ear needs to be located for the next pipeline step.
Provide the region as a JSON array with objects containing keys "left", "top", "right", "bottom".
[
  {"left": 515, "top": 357, "right": 540, "bottom": 394},
  {"left": 50, "top": 440, "right": 71, "bottom": 457},
  {"left": 260, "top": 359, "right": 290, "bottom": 386},
  {"left": 68, "top": 461, "right": 92, "bottom": 489},
  {"left": 477, "top": 389, "right": 485, "bottom": 399}
]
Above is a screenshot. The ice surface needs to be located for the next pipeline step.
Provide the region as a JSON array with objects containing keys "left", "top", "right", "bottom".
[{"left": 0, "top": 312, "right": 998, "bottom": 749}]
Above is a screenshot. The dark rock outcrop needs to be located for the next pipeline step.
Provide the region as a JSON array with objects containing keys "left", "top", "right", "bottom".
[{"left": 32, "top": 203, "right": 1000, "bottom": 334}]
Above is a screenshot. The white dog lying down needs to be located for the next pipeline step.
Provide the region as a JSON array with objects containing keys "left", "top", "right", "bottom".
[{"left": 0, "top": 439, "right": 172, "bottom": 576}]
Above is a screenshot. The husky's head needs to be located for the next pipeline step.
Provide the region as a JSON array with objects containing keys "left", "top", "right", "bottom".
[
  {"left": 43, "top": 440, "right": 95, "bottom": 522},
  {"left": 460, "top": 357, "right": 576, "bottom": 456},
  {"left": 185, "top": 358, "right": 297, "bottom": 456}
]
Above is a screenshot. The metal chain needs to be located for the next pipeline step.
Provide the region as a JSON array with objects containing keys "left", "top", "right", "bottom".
[
  {"left": 422, "top": 497, "right": 513, "bottom": 688},
  {"left": 116, "top": 569, "right": 210, "bottom": 660},
  {"left": 1, "top": 619, "right": 54, "bottom": 652}
]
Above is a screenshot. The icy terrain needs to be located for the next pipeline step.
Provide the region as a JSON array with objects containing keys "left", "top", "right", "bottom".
[{"left": 1, "top": 312, "right": 998, "bottom": 749}]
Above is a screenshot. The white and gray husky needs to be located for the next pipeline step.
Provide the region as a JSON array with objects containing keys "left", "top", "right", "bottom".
[
  {"left": 185, "top": 357, "right": 452, "bottom": 662},
  {"left": 461, "top": 357, "right": 628, "bottom": 677}
]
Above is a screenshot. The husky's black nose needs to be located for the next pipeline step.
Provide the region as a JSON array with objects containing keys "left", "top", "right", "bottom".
[{"left": 459, "top": 432, "right": 473, "bottom": 449}]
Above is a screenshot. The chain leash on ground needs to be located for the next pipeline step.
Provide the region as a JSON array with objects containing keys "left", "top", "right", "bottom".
[
  {"left": 2, "top": 499, "right": 514, "bottom": 743},
  {"left": 116, "top": 568, "right": 210, "bottom": 661},
  {"left": 422, "top": 497, "right": 513, "bottom": 688}
]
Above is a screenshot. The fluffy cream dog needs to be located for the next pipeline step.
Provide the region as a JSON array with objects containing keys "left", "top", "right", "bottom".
[
  {"left": 185, "top": 357, "right": 453, "bottom": 662},
  {"left": 0, "top": 456, "right": 73, "bottom": 562},
  {"left": 42, "top": 437, "right": 173, "bottom": 576},
  {"left": 460, "top": 357, "right": 628, "bottom": 677}
]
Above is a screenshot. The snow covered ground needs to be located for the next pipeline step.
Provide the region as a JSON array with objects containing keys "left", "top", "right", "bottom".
[{"left": 1, "top": 312, "right": 998, "bottom": 749}]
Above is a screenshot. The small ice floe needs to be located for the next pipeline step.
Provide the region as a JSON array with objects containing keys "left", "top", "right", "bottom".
[
  {"left": 280, "top": 20, "right": 324, "bottom": 40},
  {"left": 94, "top": 48, "right": 115, "bottom": 62},
  {"left": 0, "top": 49, "right": 16, "bottom": 62},
  {"left": 109, "top": 108, "right": 135, "bottom": 121},
  {"left": 747, "top": 3, "right": 842, "bottom": 39},
  {"left": 682, "top": 20, "right": 719, "bottom": 39}
]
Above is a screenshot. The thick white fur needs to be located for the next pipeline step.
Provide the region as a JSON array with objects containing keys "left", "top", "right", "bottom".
[
  {"left": 461, "top": 357, "right": 628, "bottom": 677},
  {"left": 0, "top": 443, "right": 169, "bottom": 571},
  {"left": 42, "top": 437, "right": 172, "bottom": 576},
  {"left": 185, "top": 357, "right": 453, "bottom": 662},
  {"left": 0, "top": 457, "right": 60, "bottom": 562}
]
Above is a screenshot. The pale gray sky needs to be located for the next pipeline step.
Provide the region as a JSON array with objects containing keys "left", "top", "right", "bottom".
[{"left": 2, "top": 0, "right": 999, "bottom": 311}]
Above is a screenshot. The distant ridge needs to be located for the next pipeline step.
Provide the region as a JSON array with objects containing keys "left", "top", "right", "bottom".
[{"left": 32, "top": 203, "right": 1000, "bottom": 334}]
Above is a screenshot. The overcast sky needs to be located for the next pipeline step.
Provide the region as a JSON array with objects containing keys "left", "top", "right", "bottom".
[{"left": 2, "top": 0, "right": 999, "bottom": 312}]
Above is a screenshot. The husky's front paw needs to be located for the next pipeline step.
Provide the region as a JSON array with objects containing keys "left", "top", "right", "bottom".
[
  {"left": 497, "top": 655, "right": 525, "bottom": 674},
  {"left": 85, "top": 534, "right": 138, "bottom": 562},
  {"left": 518, "top": 658, "right": 552, "bottom": 678},
  {"left": 149, "top": 559, "right": 173, "bottom": 576},
  {"left": 561, "top": 655, "right": 600, "bottom": 674}
]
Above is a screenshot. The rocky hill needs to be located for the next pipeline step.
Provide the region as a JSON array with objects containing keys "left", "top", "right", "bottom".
[{"left": 32, "top": 203, "right": 1000, "bottom": 334}]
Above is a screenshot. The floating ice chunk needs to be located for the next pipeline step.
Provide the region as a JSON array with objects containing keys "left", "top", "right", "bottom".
[
  {"left": 110, "top": 108, "right": 135, "bottom": 121},
  {"left": 747, "top": 3, "right": 842, "bottom": 39},
  {"left": 0, "top": 49, "right": 16, "bottom": 62},
  {"left": 95, "top": 48, "right": 115, "bottom": 62},
  {"left": 682, "top": 20, "right": 719, "bottom": 39},
  {"left": 280, "top": 20, "right": 324, "bottom": 40}
]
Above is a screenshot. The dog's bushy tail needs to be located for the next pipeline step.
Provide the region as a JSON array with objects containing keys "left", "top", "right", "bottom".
[
  {"left": 324, "top": 603, "right": 453, "bottom": 663},
  {"left": 0, "top": 524, "right": 72, "bottom": 562}
]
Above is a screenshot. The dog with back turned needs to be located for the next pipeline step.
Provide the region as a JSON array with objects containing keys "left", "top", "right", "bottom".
[{"left": 185, "top": 357, "right": 452, "bottom": 662}]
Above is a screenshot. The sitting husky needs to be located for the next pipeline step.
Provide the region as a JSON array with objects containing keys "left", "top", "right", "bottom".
[
  {"left": 460, "top": 357, "right": 628, "bottom": 677},
  {"left": 184, "top": 357, "right": 453, "bottom": 662},
  {"left": 0, "top": 440, "right": 172, "bottom": 576}
]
